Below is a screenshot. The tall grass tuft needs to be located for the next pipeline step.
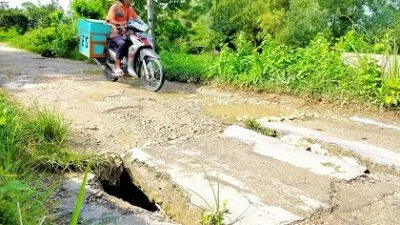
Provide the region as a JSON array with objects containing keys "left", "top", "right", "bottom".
[
  {"left": 0, "top": 90, "right": 101, "bottom": 224},
  {"left": 70, "top": 166, "right": 90, "bottom": 225}
]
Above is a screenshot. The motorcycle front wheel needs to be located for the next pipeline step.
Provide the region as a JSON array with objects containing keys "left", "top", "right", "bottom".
[{"left": 139, "top": 57, "right": 165, "bottom": 92}]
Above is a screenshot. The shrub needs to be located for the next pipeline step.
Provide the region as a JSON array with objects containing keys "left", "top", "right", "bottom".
[
  {"left": 210, "top": 32, "right": 400, "bottom": 108},
  {"left": 161, "top": 50, "right": 214, "bottom": 83}
]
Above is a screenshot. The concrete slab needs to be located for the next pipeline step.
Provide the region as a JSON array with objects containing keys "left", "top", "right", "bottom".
[
  {"left": 350, "top": 116, "right": 400, "bottom": 131},
  {"left": 224, "top": 125, "right": 367, "bottom": 180},
  {"left": 258, "top": 120, "right": 400, "bottom": 167},
  {"left": 128, "top": 148, "right": 302, "bottom": 225}
]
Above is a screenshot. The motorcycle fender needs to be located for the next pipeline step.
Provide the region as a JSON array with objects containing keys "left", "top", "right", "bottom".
[{"left": 140, "top": 48, "right": 160, "bottom": 62}]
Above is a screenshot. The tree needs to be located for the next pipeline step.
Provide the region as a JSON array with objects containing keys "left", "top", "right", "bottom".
[
  {"left": 278, "top": 0, "right": 330, "bottom": 46},
  {"left": 0, "top": 9, "right": 29, "bottom": 34},
  {"left": 21, "top": 2, "right": 59, "bottom": 28},
  {"left": 150, "top": 0, "right": 191, "bottom": 50},
  {"left": 72, "top": 0, "right": 113, "bottom": 19}
]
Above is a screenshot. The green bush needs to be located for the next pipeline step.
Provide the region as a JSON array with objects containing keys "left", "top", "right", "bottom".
[
  {"left": 29, "top": 27, "right": 57, "bottom": 53},
  {"left": 210, "top": 32, "right": 400, "bottom": 108},
  {"left": 0, "top": 9, "right": 29, "bottom": 34},
  {"left": 160, "top": 50, "right": 214, "bottom": 83},
  {"left": 379, "top": 78, "right": 400, "bottom": 106},
  {"left": 72, "top": 0, "right": 112, "bottom": 19},
  {"left": 51, "top": 25, "right": 79, "bottom": 58},
  {"left": 1, "top": 25, "right": 82, "bottom": 59},
  {"left": 0, "top": 91, "right": 52, "bottom": 225}
]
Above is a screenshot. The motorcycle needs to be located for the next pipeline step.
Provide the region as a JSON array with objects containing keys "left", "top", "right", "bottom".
[{"left": 94, "top": 19, "right": 165, "bottom": 92}]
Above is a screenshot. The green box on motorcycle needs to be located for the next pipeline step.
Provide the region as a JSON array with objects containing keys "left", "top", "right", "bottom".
[{"left": 77, "top": 19, "right": 112, "bottom": 58}]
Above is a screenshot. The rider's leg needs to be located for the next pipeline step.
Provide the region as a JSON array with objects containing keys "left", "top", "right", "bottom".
[{"left": 111, "top": 36, "right": 127, "bottom": 74}]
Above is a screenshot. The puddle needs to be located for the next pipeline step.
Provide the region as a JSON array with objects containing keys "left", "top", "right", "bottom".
[{"left": 204, "top": 102, "right": 285, "bottom": 123}]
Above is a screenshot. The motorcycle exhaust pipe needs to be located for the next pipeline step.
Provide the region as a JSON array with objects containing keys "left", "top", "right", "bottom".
[{"left": 93, "top": 59, "right": 104, "bottom": 67}]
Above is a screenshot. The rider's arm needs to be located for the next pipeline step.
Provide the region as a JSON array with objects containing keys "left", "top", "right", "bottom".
[{"left": 106, "top": 4, "right": 125, "bottom": 26}]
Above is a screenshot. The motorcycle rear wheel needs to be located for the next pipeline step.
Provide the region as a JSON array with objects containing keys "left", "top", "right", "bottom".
[{"left": 139, "top": 57, "right": 165, "bottom": 92}]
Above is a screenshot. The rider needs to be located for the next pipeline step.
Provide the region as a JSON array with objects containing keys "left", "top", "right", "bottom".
[{"left": 106, "top": 0, "right": 139, "bottom": 76}]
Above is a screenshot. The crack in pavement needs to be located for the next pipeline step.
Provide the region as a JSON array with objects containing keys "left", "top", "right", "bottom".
[{"left": 347, "top": 190, "right": 400, "bottom": 212}]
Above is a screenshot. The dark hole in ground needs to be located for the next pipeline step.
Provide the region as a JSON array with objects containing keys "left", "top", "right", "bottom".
[{"left": 100, "top": 169, "right": 158, "bottom": 212}]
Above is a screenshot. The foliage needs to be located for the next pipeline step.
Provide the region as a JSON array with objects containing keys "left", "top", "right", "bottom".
[
  {"left": 0, "top": 25, "right": 80, "bottom": 58},
  {"left": 277, "top": 0, "right": 331, "bottom": 47},
  {"left": 209, "top": 33, "right": 400, "bottom": 108},
  {"left": 197, "top": 167, "right": 229, "bottom": 225},
  {"left": 21, "top": 2, "right": 60, "bottom": 29},
  {"left": 0, "top": 1, "right": 82, "bottom": 59},
  {"left": 244, "top": 119, "right": 277, "bottom": 137},
  {"left": 70, "top": 166, "right": 90, "bottom": 225},
  {"left": 0, "top": 90, "right": 102, "bottom": 224},
  {"left": 161, "top": 50, "right": 214, "bottom": 83},
  {"left": 156, "top": 18, "right": 188, "bottom": 49},
  {"left": 0, "top": 9, "right": 29, "bottom": 34},
  {"left": 200, "top": 199, "right": 228, "bottom": 225},
  {"left": 72, "top": 0, "right": 113, "bottom": 19}
]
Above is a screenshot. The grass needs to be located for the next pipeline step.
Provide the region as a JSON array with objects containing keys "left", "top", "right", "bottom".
[
  {"left": 244, "top": 119, "right": 277, "bottom": 137},
  {"left": 0, "top": 29, "right": 87, "bottom": 61},
  {"left": 160, "top": 50, "right": 214, "bottom": 84},
  {"left": 70, "top": 166, "right": 90, "bottom": 225},
  {"left": 196, "top": 167, "right": 229, "bottom": 225},
  {"left": 0, "top": 89, "right": 103, "bottom": 224}
]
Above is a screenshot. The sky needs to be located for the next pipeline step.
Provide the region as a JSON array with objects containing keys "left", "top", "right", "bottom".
[{"left": 3, "top": 0, "right": 70, "bottom": 11}]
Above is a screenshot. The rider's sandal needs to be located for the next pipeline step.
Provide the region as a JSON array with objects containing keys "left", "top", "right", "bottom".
[{"left": 115, "top": 69, "right": 124, "bottom": 77}]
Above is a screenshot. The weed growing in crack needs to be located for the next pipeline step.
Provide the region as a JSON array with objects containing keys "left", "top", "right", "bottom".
[
  {"left": 188, "top": 166, "right": 231, "bottom": 225},
  {"left": 244, "top": 119, "right": 277, "bottom": 137},
  {"left": 70, "top": 165, "right": 90, "bottom": 225},
  {"left": 198, "top": 174, "right": 229, "bottom": 225}
]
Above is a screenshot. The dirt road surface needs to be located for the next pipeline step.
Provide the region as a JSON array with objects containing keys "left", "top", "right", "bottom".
[{"left": 1, "top": 44, "right": 400, "bottom": 225}]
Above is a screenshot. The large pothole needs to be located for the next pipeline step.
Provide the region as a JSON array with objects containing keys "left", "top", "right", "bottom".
[
  {"left": 92, "top": 153, "right": 203, "bottom": 225},
  {"left": 100, "top": 168, "right": 159, "bottom": 212}
]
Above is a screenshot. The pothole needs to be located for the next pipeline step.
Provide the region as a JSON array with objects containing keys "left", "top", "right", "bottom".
[
  {"left": 93, "top": 154, "right": 203, "bottom": 225},
  {"left": 99, "top": 168, "right": 159, "bottom": 212}
]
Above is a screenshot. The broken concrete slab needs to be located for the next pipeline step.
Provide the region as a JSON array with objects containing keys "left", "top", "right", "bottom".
[
  {"left": 168, "top": 166, "right": 302, "bottom": 225},
  {"left": 224, "top": 125, "right": 367, "bottom": 181},
  {"left": 303, "top": 179, "right": 400, "bottom": 225},
  {"left": 125, "top": 148, "right": 303, "bottom": 225},
  {"left": 258, "top": 119, "right": 400, "bottom": 168}
]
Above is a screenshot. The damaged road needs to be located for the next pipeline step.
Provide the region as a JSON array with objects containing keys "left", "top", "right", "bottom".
[{"left": 2, "top": 44, "right": 400, "bottom": 225}]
